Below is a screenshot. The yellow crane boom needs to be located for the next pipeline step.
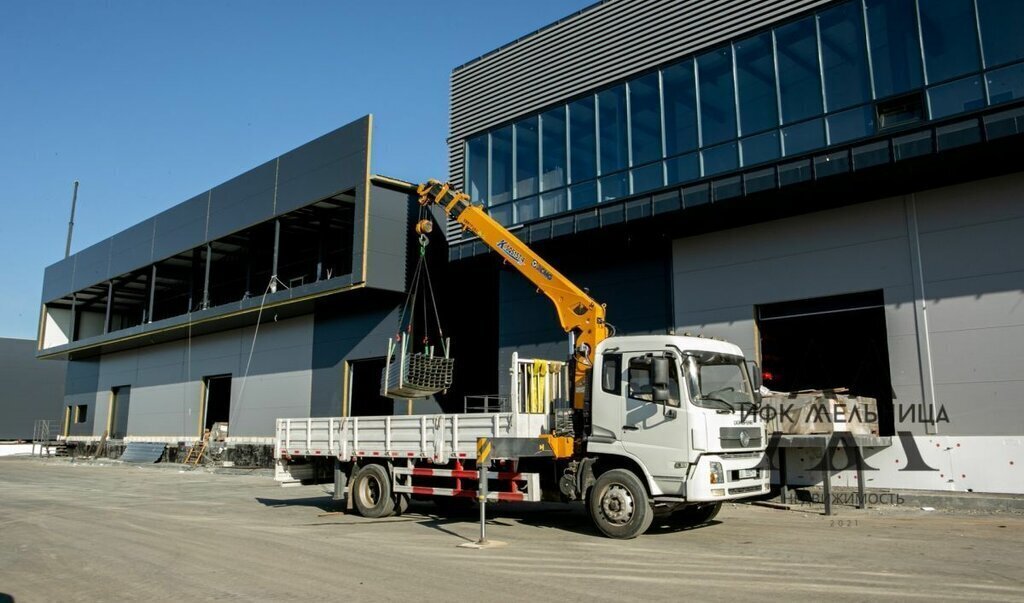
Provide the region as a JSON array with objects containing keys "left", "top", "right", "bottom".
[{"left": 415, "top": 180, "right": 609, "bottom": 414}]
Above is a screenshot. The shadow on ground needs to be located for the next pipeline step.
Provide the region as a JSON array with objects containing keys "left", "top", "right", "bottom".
[
  {"left": 255, "top": 495, "right": 343, "bottom": 512},
  {"left": 255, "top": 496, "right": 722, "bottom": 539}
]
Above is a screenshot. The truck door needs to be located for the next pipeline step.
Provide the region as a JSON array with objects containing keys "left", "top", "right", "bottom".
[{"left": 620, "top": 353, "right": 688, "bottom": 495}]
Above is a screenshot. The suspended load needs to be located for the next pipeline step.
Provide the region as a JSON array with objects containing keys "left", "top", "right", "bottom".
[
  {"left": 381, "top": 218, "right": 454, "bottom": 399},
  {"left": 381, "top": 334, "right": 454, "bottom": 399}
]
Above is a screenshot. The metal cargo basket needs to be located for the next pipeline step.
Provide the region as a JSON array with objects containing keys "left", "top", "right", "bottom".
[{"left": 381, "top": 334, "right": 454, "bottom": 399}]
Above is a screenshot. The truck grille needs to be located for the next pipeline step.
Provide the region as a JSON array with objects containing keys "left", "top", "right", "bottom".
[
  {"left": 720, "top": 426, "right": 762, "bottom": 449},
  {"left": 729, "top": 485, "right": 762, "bottom": 495}
]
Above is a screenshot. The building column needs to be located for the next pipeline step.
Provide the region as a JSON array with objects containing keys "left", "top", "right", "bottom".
[
  {"left": 271, "top": 218, "right": 281, "bottom": 293},
  {"left": 103, "top": 280, "right": 113, "bottom": 334},
  {"left": 202, "top": 243, "right": 212, "bottom": 309},
  {"left": 147, "top": 265, "right": 157, "bottom": 324}
]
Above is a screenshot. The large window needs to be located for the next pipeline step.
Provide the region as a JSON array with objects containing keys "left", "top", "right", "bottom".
[
  {"left": 776, "top": 16, "right": 823, "bottom": 123},
  {"left": 820, "top": 1, "right": 872, "bottom": 111},
  {"left": 466, "top": 135, "right": 488, "bottom": 203},
  {"left": 919, "top": 0, "right": 980, "bottom": 84},
  {"left": 515, "top": 117, "right": 539, "bottom": 198},
  {"left": 865, "top": 0, "right": 923, "bottom": 98},
  {"left": 977, "top": 0, "right": 1024, "bottom": 68},
  {"left": 598, "top": 85, "right": 629, "bottom": 175},
  {"left": 569, "top": 96, "right": 597, "bottom": 183},
  {"left": 697, "top": 47, "right": 737, "bottom": 146},
  {"left": 541, "top": 107, "right": 567, "bottom": 191},
  {"left": 736, "top": 32, "right": 778, "bottom": 135},
  {"left": 663, "top": 60, "right": 699, "bottom": 156},
  {"left": 489, "top": 126, "right": 512, "bottom": 206},
  {"left": 629, "top": 72, "right": 663, "bottom": 166},
  {"left": 465, "top": 0, "right": 1024, "bottom": 228}
]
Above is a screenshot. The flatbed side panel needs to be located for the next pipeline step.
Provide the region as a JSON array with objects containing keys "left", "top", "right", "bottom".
[{"left": 275, "top": 412, "right": 531, "bottom": 461}]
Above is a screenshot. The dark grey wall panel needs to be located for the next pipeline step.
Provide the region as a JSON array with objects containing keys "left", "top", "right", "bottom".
[
  {"left": 671, "top": 174, "right": 1024, "bottom": 437},
  {"left": 69, "top": 314, "right": 315, "bottom": 438},
  {"left": 152, "top": 192, "right": 210, "bottom": 261},
  {"left": 364, "top": 184, "right": 411, "bottom": 293},
  {"left": 310, "top": 299, "right": 400, "bottom": 418},
  {"left": 42, "top": 116, "right": 373, "bottom": 309},
  {"left": 207, "top": 159, "right": 277, "bottom": 242},
  {"left": 42, "top": 257, "right": 76, "bottom": 303},
  {"left": 70, "top": 239, "right": 111, "bottom": 291},
  {"left": 496, "top": 241, "right": 672, "bottom": 394},
  {"left": 275, "top": 117, "right": 370, "bottom": 215},
  {"left": 108, "top": 218, "right": 155, "bottom": 278},
  {"left": 0, "top": 338, "right": 67, "bottom": 439},
  {"left": 63, "top": 356, "right": 99, "bottom": 436},
  {"left": 448, "top": 0, "right": 833, "bottom": 189}
]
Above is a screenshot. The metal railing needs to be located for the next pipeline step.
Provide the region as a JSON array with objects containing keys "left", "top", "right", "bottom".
[
  {"left": 463, "top": 395, "right": 509, "bottom": 413},
  {"left": 32, "top": 419, "right": 59, "bottom": 457}
]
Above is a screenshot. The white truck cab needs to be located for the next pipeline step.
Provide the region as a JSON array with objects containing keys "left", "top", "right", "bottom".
[{"left": 587, "top": 335, "right": 770, "bottom": 506}]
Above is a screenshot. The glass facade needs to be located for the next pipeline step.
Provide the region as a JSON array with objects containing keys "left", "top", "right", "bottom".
[{"left": 466, "top": 0, "right": 1024, "bottom": 227}]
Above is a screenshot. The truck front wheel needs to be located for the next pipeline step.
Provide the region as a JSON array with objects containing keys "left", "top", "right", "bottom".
[
  {"left": 588, "top": 469, "right": 653, "bottom": 539},
  {"left": 352, "top": 464, "right": 396, "bottom": 518}
]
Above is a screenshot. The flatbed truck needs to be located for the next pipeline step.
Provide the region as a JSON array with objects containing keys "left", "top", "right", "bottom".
[{"left": 274, "top": 181, "right": 769, "bottom": 538}]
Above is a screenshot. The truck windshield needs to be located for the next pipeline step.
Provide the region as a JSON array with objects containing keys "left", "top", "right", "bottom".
[{"left": 686, "top": 353, "right": 755, "bottom": 411}]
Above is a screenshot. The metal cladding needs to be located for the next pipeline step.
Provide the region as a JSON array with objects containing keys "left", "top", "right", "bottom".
[{"left": 119, "top": 442, "right": 166, "bottom": 463}]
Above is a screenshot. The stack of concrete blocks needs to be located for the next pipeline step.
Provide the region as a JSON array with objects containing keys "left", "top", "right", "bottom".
[{"left": 761, "top": 389, "right": 879, "bottom": 436}]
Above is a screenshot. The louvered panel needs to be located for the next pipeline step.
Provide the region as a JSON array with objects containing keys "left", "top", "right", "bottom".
[{"left": 450, "top": 0, "right": 832, "bottom": 139}]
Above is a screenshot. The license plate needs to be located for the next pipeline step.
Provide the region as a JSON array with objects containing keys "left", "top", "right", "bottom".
[{"left": 739, "top": 469, "right": 758, "bottom": 479}]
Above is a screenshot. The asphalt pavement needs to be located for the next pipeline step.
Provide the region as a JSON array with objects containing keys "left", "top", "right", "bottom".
[{"left": 1, "top": 457, "right": 1022, "bottom": 602}]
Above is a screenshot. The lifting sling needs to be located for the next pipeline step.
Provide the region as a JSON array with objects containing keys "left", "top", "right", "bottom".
[{"left": 380, "top": 212, "right": 453, "bottom": 399}]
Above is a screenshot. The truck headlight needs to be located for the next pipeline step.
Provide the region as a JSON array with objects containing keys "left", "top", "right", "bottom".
[{"left": 709, "top": 461, "right": 724, "bottom": 484}]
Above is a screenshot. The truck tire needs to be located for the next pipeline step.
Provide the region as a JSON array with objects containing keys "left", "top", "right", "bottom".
[
  {"left": 352, "top": 464, "right": 396, "bottom": 518},
  {"left": 395, "top": 493, "right": 410, "bottom": 516},
  {"left": 588, "top": 469, "right": 653, "bottom": 539},
  {"left": 674, "top": 502, "right": 722, "bottom": 526}
]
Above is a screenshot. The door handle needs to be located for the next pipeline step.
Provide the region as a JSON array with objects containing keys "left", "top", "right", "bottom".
[{"left": 622, "top": 425, "right": 639, "bottom": 431}]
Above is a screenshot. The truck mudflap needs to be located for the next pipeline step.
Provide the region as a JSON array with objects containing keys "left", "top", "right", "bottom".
[{"left": 392, "top": 465, "right": 542, "bottom": 502}]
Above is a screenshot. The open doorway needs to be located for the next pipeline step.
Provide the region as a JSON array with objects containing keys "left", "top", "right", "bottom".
[
  {"left": 756, "top": 290, "right": 894, "bottom": 435},
  {"left": 109, "top": 385, "right": 131, "bottom": 439},
  {"left": 203, "top": 375, "right": 232, "bottom": 432},
  {"left": 348, "top": 358, "right": 393, "bottom": 417}
]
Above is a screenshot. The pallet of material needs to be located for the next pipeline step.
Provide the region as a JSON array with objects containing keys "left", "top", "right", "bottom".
[{"left": 761, "top": 389, "right": 878, "bottom": 436}]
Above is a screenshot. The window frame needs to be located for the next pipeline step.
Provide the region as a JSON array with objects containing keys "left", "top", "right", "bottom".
[
  {"left": 626, "top": 354, "right": 682, "bottom": 408},
  {"left": 601, "top": 353, "right": 622, "bottom": 395}
]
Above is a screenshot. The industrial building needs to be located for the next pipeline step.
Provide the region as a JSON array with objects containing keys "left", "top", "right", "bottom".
[
  {"left": 443, "top": 0, "right": 1024, "bottom": 494},
  {"left": 36, "top": 116, "right": 446, "bottom": 452},
  {"left": 37, "top": 0, "right": 1022, "bottom": 494}
]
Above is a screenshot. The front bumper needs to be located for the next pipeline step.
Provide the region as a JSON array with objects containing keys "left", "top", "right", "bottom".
[{"left": 687, "top": 452, "right": 770, "bottom": 501}]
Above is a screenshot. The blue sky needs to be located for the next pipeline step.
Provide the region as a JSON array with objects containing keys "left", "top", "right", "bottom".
[{"left": 0, "top": 0, "right": 592, "bottom": 339}]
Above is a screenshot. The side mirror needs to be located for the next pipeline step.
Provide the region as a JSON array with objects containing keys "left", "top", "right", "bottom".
[
  {"left": 652, "top": 357, "right": 670, "bottom": 402},
  {"left": 747, "top": 360, "right": 763, "bottom": 391}
]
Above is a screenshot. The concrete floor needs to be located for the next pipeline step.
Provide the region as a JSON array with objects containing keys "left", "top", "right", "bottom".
[{"left": 1, "top": 457, "right": 1022, "bottom": 602}]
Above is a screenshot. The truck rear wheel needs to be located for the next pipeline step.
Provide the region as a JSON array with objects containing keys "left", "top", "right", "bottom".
[
  {"left": 352, "top": 464, "right": 396, "bottom": 518},
  {"left": 588, "top": 469, "right": 653, "bottom": 539},
  {"left": 674, "top": 502, "right": 722, "bottom": 526}
]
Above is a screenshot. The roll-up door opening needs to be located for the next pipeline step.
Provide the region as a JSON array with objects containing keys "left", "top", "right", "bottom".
[{"left": 756, "top": 290, "right": 894, "bottom": 435}]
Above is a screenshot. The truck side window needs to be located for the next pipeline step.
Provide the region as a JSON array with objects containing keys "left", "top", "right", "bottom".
[
  {"left": 601, "top": 353, "right": 621, "bottom": 394},
  {"left": 627, "top": 356, "right": 681, "bottom": 407}
]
